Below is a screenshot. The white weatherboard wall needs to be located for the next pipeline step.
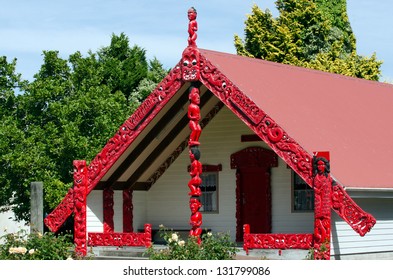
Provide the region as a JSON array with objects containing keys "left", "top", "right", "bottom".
[
  {"left": 331, "top": 197, "right": 393, "bottom": 259},
  {"left": 138, "top": 106, "right": 314, "bottom": 240}
]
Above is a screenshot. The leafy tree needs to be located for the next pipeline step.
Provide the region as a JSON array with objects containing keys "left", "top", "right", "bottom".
[
  {"left": 0, "top": 56, "right": 28, "bottom": 213},
  {"left": 128, "top": 57, "right": 168, "bottom": 112},
  {"left": 0, "top": 33, "right": 168, "bottom": 221},
  {"left": 234, "top": 0, "right": 381, "bottom": 80}
]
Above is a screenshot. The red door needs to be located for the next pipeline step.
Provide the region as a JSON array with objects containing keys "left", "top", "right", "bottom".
[
  {"left": 239, "top": 167, "right": 271, "bottom": 235},
  {"left": 231, "top": 147, "right": 277, "bottom": 241}
]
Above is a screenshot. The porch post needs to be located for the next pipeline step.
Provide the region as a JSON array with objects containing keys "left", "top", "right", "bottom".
[
  {"left": 73, "top": 160, "right": 88, "bottom": 256},
  {"left": 188, "top": 86, "right": 203, "bottom": 244},
  {"left": 183, "top": 7, "right": 203, "bottom": 243},
  {"left": 123, "top": 189, "right": 133, "bottom": 232},
  {"left": 312, "top": 151, "right": 332, "bottom": 260},
  {"left": 103, "top": 186, "right": 114, "bottom": 233}
]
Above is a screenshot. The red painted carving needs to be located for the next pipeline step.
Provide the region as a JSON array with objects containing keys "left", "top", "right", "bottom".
[
  {"left": 44, "top": 188, "right": 74, "bottom": 232},
  {"left": 185, "top": 78, "right": 203, "bottom": 241},
  {"left": 230, "top": 146, "right": 278, "bottom": 170},
  {"left": 73, "top": 160, "right": 87, "bottom": 256},
  {"left": 187, "top": 7, "right": 198, "bottom": 46},
  {"left": 182, "top": 47, "right": 200, "bottom": 82},
  {"left": 45, "top": 63, "right": 183, "bottom": 232},
  {"left": 228, "top": 91, "right": 265, "bottom": 125},
  {"left": 188, "top": 148, "right": 202, "bottom": 196},
  {"left": 188, "top": 86, "right": 202, "bottom": 146},
  {"left": 199, "top": 53, "right": 376, "bottom": 236},
  {"left": 332, "top": 185, "right": 376, "bottom": 236},
  {"left": 243, "top": 224, "right": 313, "bottom": 255},
  {"left": 88, "top": 223, "right": 152, "bottom": 248},
  {"left": 123, "top": 189, "right": 133, "bottom": 232},
  {"left": 189, "top": 198, "right": 203, "bottom": 244},
  {"left": 103, "top": 187, "right": 114, "bottom": 233},
  {"left": 312, "top": 154, "right": 332, "bottom": 260},
  {"left": 182, "top": 7, "right": 200, "bottom": 81}
]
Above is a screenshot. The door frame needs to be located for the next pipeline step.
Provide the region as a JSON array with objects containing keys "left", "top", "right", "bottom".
[{"left": 230, "top": 146, "right": 278, "bottom": 241}]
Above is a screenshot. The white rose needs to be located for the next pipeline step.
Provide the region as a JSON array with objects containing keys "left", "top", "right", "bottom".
[{"left": 171, "top": 233, "right": 179, "bottom": 242}]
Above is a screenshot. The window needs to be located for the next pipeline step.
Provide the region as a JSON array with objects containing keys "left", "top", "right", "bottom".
[
  {"left": 292, "top": 172, "right": 314, "bottom": 211},
  {"left": 187, "top": 164, "right": 221, "bottom": 213},
  {"left": 199, "top": 172, "right": 218, "bottom": 213}
]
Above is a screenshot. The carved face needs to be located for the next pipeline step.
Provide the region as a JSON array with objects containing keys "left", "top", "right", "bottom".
[
  {"left": 181, "top": 47, "right": 200, "bottom": 81},
  {"left": 188, "top": 8, "right": 197, "bottom": 21},
  {"left": 317, "top": 160, "right": 326, "bottom": 174},
  {"left": 73, "top": 160, "right": 86, "bottom": 185},
  {"left": 189, "top": 198, "right": 201, "bottom": 214}
]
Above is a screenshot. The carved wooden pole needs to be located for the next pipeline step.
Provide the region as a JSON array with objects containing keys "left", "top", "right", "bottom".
[
  {"left": 103, "top": 186, "right": 114, "bottom": 233},
  {"left": 183, "top": 7, "right": 203, "bottom": 243},
  {"left": 123, "top": 189, "right": 133, "bottom": 232},
  {"left": 312, "top": 152, "right": 332, "bottom": 260},
  {"left": 73, "top": 160, "right": 88, "bottom": 256}
]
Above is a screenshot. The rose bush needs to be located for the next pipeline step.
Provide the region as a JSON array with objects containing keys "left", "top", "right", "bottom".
[
  {"left": 0, "top": 229, "right": 75, "bottom": 260},
  {"left": 146, "top": 226, "right": 238, "bottom": 260}
]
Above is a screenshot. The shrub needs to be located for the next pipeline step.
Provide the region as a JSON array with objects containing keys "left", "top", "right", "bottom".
[
  {"left": 0, "top": 229, "right": 74, "bottom": 260},
  {"left": 146, "top": 226, "right": 238, "bottom": 260}
]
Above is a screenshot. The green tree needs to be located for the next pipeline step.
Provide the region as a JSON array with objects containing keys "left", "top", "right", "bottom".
[
  {"left": 234, "top": 0, "right": 381, "bottom": 80},
  {"left": 0, "top": 56, "right": 28, "bottom": 213},
  {"left": 0, "top": 33, "right": 168, "bottom": 221},
  {"left": 128, "top": 57, "right": 168, "bottom": 112}
]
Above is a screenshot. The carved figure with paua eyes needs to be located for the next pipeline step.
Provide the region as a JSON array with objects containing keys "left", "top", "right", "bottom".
[{"left": 181, "top": 46, "right": 200, "bottom": 81}]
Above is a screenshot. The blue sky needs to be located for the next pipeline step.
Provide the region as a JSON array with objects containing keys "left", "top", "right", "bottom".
[{"left": 1, "top": 0, "right": 392, "bottom": 82}]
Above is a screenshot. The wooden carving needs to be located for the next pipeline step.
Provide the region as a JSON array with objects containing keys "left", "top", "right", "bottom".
[{"left": 73, "top": 160, "right": 87, "bottom": 256}]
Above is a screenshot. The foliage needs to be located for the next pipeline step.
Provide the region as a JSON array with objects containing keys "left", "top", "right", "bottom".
[
  {"left": 146, "top": 227, "right": 238, "bottom": 260},
  {"left": 0, "top": 229, "right": 74, "bottom": 260},
  {"left": 0, "top": 33, "right": 168, "bottom": 221},
  {"left": 234, "top": 0, "right": 382, "bottom": 80}
]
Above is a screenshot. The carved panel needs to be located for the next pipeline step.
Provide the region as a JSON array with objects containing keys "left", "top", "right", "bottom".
[
  {"left": 73, "top": 160, "right": 87, "bottom": 256},
  {"left": 123, "top": 189, "right": 133, "bottom": 232},
  {"left": 230, "top": 146, "right": 278, "bottom": 169},
  {"left": 44, "top": 189, "right": 74, "bottom": 232},
  {"left": 243, "top": 224, "right": 313, "bottom": 255},
  {"left": 103, "top": 187, "right": 114, "bottom": 233},
  {"left": 88, "top": 224, "right": 152, "bottom": 247},
  {"left": 312, "top": 156, "right": 332, "bottom": 260},
  {"left": 332, "top": 184, "right": 376, "bottom": 237}
]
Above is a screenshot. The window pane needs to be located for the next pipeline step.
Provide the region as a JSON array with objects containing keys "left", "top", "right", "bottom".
[
  {"left": 293, "top": 172, "right": 314, "bottom": 211},
  {"left": 200, "top": 173, "right": 218, "bottom": 212}
]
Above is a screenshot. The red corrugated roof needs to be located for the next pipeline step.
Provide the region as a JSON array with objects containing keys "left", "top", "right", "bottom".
[{"left": 200, "top": 49, "right": 393, "bottom": 189}]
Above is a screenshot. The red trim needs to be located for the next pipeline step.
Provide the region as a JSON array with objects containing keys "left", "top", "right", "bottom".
[
  {"left": 123, "top": 189, "right": 133, "bottom": 232},
  {"left": 88, "top": 223, "right": 151, "bottom": 247},
  {"left": 243, "top": 224, "right": 313, "bottom": 255},
  {"left": 73, "top": 160, "right": 87, "bottom": 256},
  {"left": 44, "top": 189, "right": 74, "bottom": 232},
  {"left": 103, "top": 187, "right": 114, "bottom": 233}
]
